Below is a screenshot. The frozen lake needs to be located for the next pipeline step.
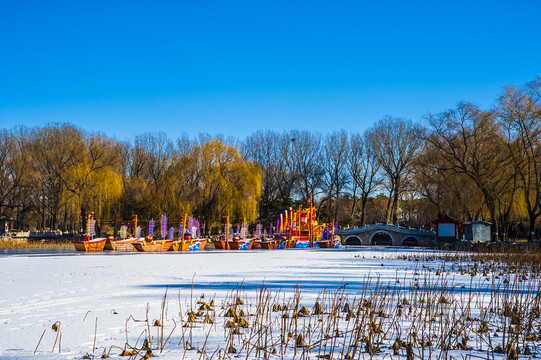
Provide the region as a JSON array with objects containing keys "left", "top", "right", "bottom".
[{"left": 0, "top": 247, "right": 534, "bottom": 359}]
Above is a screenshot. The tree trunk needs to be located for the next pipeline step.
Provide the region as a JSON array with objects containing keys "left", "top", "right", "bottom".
[
  {"left": 529, "top": 215, "right": 538, "bottom": 242},
  {"left": 360, "top": 196, "right": 369, "bottom": 227}
]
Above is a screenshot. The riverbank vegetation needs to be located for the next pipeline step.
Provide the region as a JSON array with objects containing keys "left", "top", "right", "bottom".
[{"left": 0, "top": 76, "right": 539, "bottom": 240}]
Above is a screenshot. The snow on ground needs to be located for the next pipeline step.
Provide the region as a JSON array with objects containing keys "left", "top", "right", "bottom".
[{"left": 0, "top": 247, "right": 536, "bottom": 359}]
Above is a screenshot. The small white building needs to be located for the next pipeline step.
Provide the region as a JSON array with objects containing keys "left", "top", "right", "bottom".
[{"left": 463, "top": 221, "right": 491, "bottom": 242}]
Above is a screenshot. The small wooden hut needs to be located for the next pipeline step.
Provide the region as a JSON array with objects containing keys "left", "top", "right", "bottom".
[{"left": 462, "top": 221, "right": 491, "bottom": 242}]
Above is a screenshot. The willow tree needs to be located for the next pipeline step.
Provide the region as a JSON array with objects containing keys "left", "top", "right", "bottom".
[
  {"left": 426, "top": 103, "right": 516, "bottom": 240},
  {"left": 29, "top": 123, "right": 86, "bottom": 230},
  {"left": 186, "top": 139, "right": 261, "bottom": 233},
  {"left": 64, "top": 133, "right": 122, "bottom": 231},
  {"left": 497, "top": 78, "right": 541, "bottom": 241}
]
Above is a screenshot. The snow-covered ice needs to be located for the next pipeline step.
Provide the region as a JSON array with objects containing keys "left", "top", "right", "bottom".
[{"left": 0, "top": 247, "right": 537, "bottom": 359}]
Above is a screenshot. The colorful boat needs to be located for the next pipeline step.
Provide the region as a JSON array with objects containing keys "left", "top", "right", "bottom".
[
  {"left": 169, "top": 215, "right": 207, "bottom": 251},
  {"left": 104, "top": 236, "right": 139, "bottom": 251},
  {"left": 274, "top": 195, "right": 340, "bottom": 249},
  {"left": 132, "top": 236, "right": 174, "bottom": 252},
  {"left": 216, "top": 216, "right": 255, "bottom": 250},
  {"left": 316, "top": 237, "right": 341, "bottom": 248},
  {"left": 226, "top": 217, "right": 255, "bottom": 250},
  {"left": 228, "top": 236, "right": 255, "bottom": 250},
  {"left": 74, "top": 212, "right": 107, "bottom": 251},
  {"left": 260, "top": 238, "right": 279, "bottom": 249},
  {"left": 171, "top": 237, "right": 208, "bottom": 251},
  {"left": 213, "top": 235, "right": 229, "bottom": 250},
  {"left": 73, "top": 237, "right": 107, "bottom": 251},
  {"left": 278, "top": 237, "right": 297, "bottom": 249}
]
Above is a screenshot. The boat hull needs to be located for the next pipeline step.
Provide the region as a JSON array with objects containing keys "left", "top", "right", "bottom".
[
  {"left": 278, "top": 239, "right": 297, "bottom": 249},
  {"left": 228, "top": 238, "right": 255, "bottom": 250},
  {"left": 316, "top": 239, "right": 341, "bottom": 248},
  {"left": 171, "top": 239, "right": 207, "bottom": 251},
  {"left": 213, "top": 240, "right": 226, "bottom": 250},
  {"left": 104, "top": 237, "right": 138, "bottom": 251},
  {"left": 73, "top": 238, "right": 107, "bottom": 251},
  {"left": 132, "top": 240, "right": 174, "bottom": 252},
  {"left": 260, "top": 240, "right": 278, "bottom": 249}
]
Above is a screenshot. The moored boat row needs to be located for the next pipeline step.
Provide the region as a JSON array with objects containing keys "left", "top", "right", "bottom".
[
  {"left": 75, "top": 213, "right": 209, "bottom": 252},
  {"left": 212, "top": 195, "right": 340, "bottom": 251},
  {"left": 76, "top": 236, "right": 209, "bottom": 252},
  {"left": 74, "top": 197, "right": 341, "bottom": 252}
]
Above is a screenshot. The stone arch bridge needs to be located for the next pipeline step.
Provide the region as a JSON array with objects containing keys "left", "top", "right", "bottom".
[{"left": 337, "top": 224, "right": 435, "bottom": 246}]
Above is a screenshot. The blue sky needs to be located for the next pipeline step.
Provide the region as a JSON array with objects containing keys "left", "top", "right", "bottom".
[{"left": 1, "top": 1, "right": 540, "bottom": 141}]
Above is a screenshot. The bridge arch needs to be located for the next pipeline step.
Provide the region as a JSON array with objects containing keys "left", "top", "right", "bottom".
[
  {"left": 401, "top": 236, "right": 420, "bottom": 246},
  {"left": 370, "top": 231, "right": 393, "bottom": 246},
  {"left": 344, "top": 235, "right": 362, "bottom": 245}
]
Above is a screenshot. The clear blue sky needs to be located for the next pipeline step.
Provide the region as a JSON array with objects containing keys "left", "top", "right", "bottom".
[{"left": 1, "top": 1, "right": 540, "bottom": 141}]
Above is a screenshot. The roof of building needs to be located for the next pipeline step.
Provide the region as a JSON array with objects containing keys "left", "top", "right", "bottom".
[
  {"left": 463, "top": 220, "right": 492, "bottom": 226},
  {"left": 432, "top": 215, "right": 461, "bottom": 224}
]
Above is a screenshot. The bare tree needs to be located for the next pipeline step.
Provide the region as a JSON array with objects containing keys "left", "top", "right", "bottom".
[
  {"left": 366, "top": 117, "right": 423, "bottom": 224},
  {"left": 348, "top": 132, "right": 381, "bottom": 226},
  {"left": 288, "top": 130, "right": 324, "bottom": 203},
  {"left": 414, "top": 142, "right": 485, "bottom": 221},
  {"left": 132, "top": 132, "right": 174, "bottom": 215},
  {"left": 242, "top": 130, "right": 295, "bottom": 223},
  {"left": 0, "top": 127, "right": 34, "bottom": 229},
  {"left": 321, "top": 130, "right": 349, "bottom": 219}
]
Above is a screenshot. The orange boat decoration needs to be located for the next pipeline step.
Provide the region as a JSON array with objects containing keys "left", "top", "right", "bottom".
[
  {"left": 214, "top": 215, "right": 231, "bottom": 249},
  {"left": 227, "top": 217, "right": 254, "bottom": 250},
  {"left": 259, "top": 238, "right": 279, "bottom": 249},
  {"left": 214, "top": 216, "right": 255, "bottom": 250},
  {"left": 75, "top": 198, "right": 339, "bottom": 253},
  {"left": 274, "top": 195, "right": 340, "bottom": 249},
  {"left": 213, "top": 235, "right": 228, "bottom": 250},
  {"left": 228, "top": 235, "right": 255, "bottom": 250},
  {"left": 74, "top": 237, "right": 107, "bottom": 251},
  {"left": 170, "top": 214, "right": 207, "bottom": 251},
  {"left": 132, "top": 216, "right": 174, "bottom": 251},
  {"left": 74, "top": 212, "right": 107, "bottom": 251},
  {"left": 103, "top": 215, "right": 139, "bottom": 251},
  {"left": 104, "top": 236, "right": 139, "bottom": 251},
  {"left": 133, "top": 236, "right": 174, "bottom": 252},
  {"left": 172, "top": 238, "right": 208, "bottom": 251}
]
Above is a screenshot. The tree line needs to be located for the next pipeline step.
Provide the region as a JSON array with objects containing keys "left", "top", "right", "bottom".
[{"left": 1, "top": 76, "right": 540, "bottom": 240}]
